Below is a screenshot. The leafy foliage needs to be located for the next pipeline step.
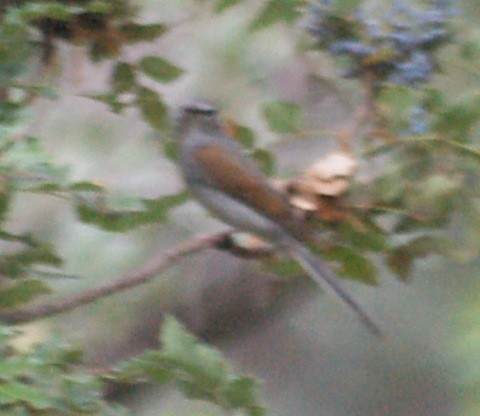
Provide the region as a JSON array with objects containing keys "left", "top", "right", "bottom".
[
  {"left": 111, "top": 316, "right": 265, "bottom": 416},
  {"left": 0, "top": 327, "right": 126, "bottom": 415},
  {"left": 0, "top": 317, "right": 263, "bottom": 415},
  {"left": 74, "top": 186, "right": 188, "bottom": 232},
  {"left": 0, "top": 0, "right": 184, "bottom": 309}
]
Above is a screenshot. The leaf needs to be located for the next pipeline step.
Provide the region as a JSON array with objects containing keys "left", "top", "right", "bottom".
[
  {"left": 139, "top": 56, "right": 184, "bottom": 83},
  {"left": 111, "top": 62, "right": 136, "bottom": 93},
  {"left": 136, "top": 87, "right": 169, "bottom": 130},
  {"left": 216, "top": 0, "right": 242, "bottom": 12},
  {"left": 264, "top": 257, "right": 302, "bottom": 277},
  {"left": 432, "top": 92, "right": 480, "bottom": 141},
  {"left": 161, "top": 316, "right": 229, "bottom": 389},
  {"left": 113, "top": 321, "right": 266, "bottom": 414},
  {"left": 0, "top": 279, "right": 51, "bottom": 308},
  {"left": 162, "top": 139, "right": 179, "bottom": 161},
  {"left": 262, "top": 101, "right": 301, "bottom": 133},
  {"left": 405, "top": 174, "right": 460, "bottom": 219},
  {"left": 0, "top": 242, "right": 62, "bottom": 278},
  {"left": 330, "top": 246, "right": 378, "bottom": 285},
  {"left": 59, "top": 374, "right": 104, "bottom": 412},
  {"left": 85, "top": 93, "right": 126, "bottom": 113},
  {"left": 20, "top": 3, "right": 74, "bottom": 20},
  {"left": 75, "top": 192, "right": 188, "bottom": 232},
  {"left": 0, "top": 382, "right": 53, "bottom": 409},
  {"left": 340, "top": 219, "right": 388, "bottom": 252},
  {"left": 251, "top": 148, "right": 276, "bottom": 176},
  {"left": 81, "top": 1, "right": 112, "bottom": 14},
  {"left": 120, "top": 23, "right": 167, "bottom": 42},
  {"left": 250, "top": 0, "right": 302, "bottom": 31},
  {"left": 0, "top": 191, "right": 11, "bottom": 224},
  {"left": 13, "top": 84, "right": 59, "bottom": 100},
  {"left": 69, "top": 181, "right": 104, "bottom": 192},
  {"left": 113, "top": 350, "right": 171, "bottom": 385},
  {"left": 0, "top": 356, "right": 34, "bottom": 378},
  {"left": 235, "top": 125, "right": 256, "bottom": 148},
  {"left": 223, "top": 376, "right": 265, "bottom": 415}
]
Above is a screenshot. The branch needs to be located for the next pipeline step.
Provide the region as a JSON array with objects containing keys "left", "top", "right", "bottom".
[
  {"left": 362, "top": 134, "right": 480, "bottom": 159},
  {"left": 0, "top": 232, "right": 231, "bottom": 325}
]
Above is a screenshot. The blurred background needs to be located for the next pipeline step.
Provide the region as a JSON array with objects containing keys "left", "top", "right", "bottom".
[{"left": 8, "top": 0, "right": 480, "bottom": 415}]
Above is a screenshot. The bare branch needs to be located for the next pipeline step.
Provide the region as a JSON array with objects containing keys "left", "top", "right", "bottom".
[{"left": 0, "top": 232, "right": 232, "bottom": 325}]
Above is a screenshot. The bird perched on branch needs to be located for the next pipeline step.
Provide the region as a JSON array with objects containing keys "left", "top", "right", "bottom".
[{"left": 175, "top": 101, "right": 380, "bottom": 335}]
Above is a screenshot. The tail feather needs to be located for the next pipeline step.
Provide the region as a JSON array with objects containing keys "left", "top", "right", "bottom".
[{"left": 288, "top": 240, "right": 382, "bottom": 336}]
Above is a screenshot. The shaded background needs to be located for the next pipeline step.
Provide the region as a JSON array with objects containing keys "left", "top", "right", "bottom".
[{"left": 12, "top": 0, "right": 480, "bottom": 415}]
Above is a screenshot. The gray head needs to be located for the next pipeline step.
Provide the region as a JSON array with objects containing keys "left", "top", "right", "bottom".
[
  {"left": 182, "top": 100, "right": 217, "bottom": 116},
  {"left": 176, "top": 100, "right": 221, "bottom": 135}
]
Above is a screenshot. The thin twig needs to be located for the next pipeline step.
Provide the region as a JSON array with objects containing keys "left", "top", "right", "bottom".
[
  {"left": 363, "top": 134, "right": 480, "bottom": 159},
  {"left": 0, "top": 232, "right": 231, "bottom": 325}
]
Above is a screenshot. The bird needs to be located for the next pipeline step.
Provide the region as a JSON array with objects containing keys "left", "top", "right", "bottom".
[{"left": 175, "top": 101, "right": 380, "bottom": 335}]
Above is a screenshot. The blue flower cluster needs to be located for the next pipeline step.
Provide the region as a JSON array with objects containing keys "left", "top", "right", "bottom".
[{"left": 306, "top": 0, "right": 456, "bottom": 87}]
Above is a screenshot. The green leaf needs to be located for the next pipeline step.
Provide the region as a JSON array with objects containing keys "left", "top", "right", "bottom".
[
  {"left": 85, "top": 93, "right": 126, "bottom": 113},
  {"left": 0, "top": 241, "right": 62, "bottom": 278},
  {"left": 235, "top": 125, "right": 256, "bottom": 148},
  {"left": 0, "top": 356, "right": 34, "bottom": 379},
  {"left": 432, "top": 92, "right": 480, "bottom": 141},
  {"left": 262, "top": 101, "right": 301, "bottom": 133},
  {"left": 250, "top": 0, "right": 302, "bottom": 31},
  {"left": 265, "top": 257, "right": 302, "bottom": 277},
  {"left": 330, "top": 246, "right": 378, "bottom": 285},
  {"left": 111, "top": 62, "right": 136, "bottom": 93},
  {"left": 120, "top": 23, "right": 167, "bottom": 42},
  {"left": 20, "top": 3, "right": 75, "bottom": 21},
  {"left": 0, "top": 382, "right": 53, "bottom": 409},
  {"left": 0, "top": 136, "right": 67, "bottom": 191},
  {"left": 136, "top": 87, "right": 169, "bottom": 130},
  {"left": 0, "top": 279, "right": 51, "bottom": 308},
  {"left": 0, "top": 333, "right": 128, "bottom": 415},
  {"left": 405, "top": 174, "right": 460, "bottom": 220},
  {"left": 251, "top": 148, "right": 275, "bottom": 176},
  {"left": 59, "top": 374, "right": 104, "bottom": 412},
  {"left": 223, "top": 376, "right": 265, "bottom": 414},
  {"left": 82, "top": 1, "right": 112, "bottom": 14},
  {"left": 162, "top": 139, "right": 179, "bottom": 161},
  {"left": 69, "top": 181, "right": 104, "bottom": 192},
  {"left": 340, "top": 220, "right": 388, "bottom": 252},
  {"left": 13, "top": 84, "right": 59, "bottom": 100},
  {"left": 75, "top": 192, "right": 187, "bottom": 232},
  {"left": 113, "top": 350, "right": 171, "bottom": 385},
  {"left": 0, "top": 191, "right": 11, "bottom": 224},
  {"left": 215, "top": 0, "right": 242, "bottom": 12},
  {"left": 139, "top": 56, "right": 184, "bottom": 83},
  {"left": 160, "top": 316, "right": 229, "bottom": 390}
]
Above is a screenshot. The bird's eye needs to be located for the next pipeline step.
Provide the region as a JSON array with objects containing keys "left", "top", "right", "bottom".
[{"left": 183, "top": 101, "right": 217, "bottom": 116}]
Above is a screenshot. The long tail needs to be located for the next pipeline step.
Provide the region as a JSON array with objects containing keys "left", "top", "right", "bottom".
[{"left": 287, "top": 238, "right": 381, "bottom": 336}]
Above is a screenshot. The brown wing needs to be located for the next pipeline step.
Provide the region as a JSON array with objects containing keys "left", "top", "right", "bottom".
[{"left": 195, "top": 145, "right": 304, "bottom": 238}]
